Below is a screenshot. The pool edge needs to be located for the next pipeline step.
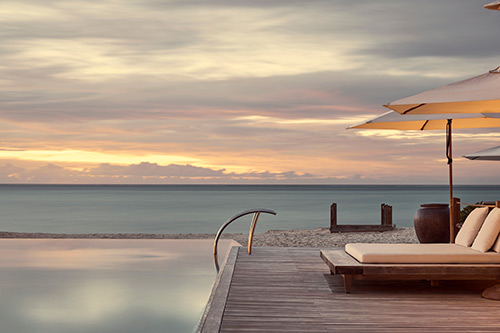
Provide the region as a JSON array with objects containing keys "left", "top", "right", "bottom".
[{"left": 197, "top": 241, "right": 240, "bottom": 333}]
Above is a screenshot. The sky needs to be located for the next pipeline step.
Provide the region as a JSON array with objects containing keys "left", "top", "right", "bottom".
[{"left": 1, "top": 0, "right": 500, "bottom": 184}]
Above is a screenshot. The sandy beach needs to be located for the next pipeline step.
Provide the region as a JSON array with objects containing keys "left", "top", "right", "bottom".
[{"left": 0, "top": 227, "right": 418, "bottom": 248}]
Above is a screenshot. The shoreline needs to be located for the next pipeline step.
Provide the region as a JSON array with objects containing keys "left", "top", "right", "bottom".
[{"left": 0, "top": 227, "right": 418, "bottom": 247}]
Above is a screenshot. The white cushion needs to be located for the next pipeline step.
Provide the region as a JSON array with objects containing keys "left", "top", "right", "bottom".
[
  {"left": 455, "top": 207, "right": 489, "bottom": 247},
  {"left": 345, "top": 243, "right": 500, "bottom": 264},
  {"left": 472, "top": 208, "right": 500, "bottom": 253},
  {"left": 492, "top": 233, "right": 500, "bottom": 253},
  {"left": 489, "top": 209, "right": 500, "bottom": 253}
]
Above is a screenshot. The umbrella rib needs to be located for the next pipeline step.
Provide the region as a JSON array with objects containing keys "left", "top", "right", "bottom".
[
  {"left": 420, "top": 120, "right": 429, "bottom": 131},
  {"left": 403, "top": 103, "right": 426, "bottom": 114}
]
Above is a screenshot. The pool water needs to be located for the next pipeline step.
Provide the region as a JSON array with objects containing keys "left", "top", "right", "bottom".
[{"left": 0, "top": 239, "right": 237, "bottom": 333}]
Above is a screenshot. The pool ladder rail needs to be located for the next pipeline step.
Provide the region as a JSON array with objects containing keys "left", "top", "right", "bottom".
[{"left": 213, "top": 208, "right": 277, "bottom": 272}]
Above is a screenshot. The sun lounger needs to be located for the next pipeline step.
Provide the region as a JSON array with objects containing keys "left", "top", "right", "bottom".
[
  {"left": 321, "top": 246, "right": 500, "bottom": 293},
  {"left": 321, "top": 205, "right": 500, "bottom": 293}
]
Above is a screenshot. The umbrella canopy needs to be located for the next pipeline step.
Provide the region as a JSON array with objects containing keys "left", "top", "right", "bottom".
[
  {"left": 349, "top": 111, "right": 500, "bottom": 242},
  {"left": 485, "top": 1, "right": 500, "bottom": 10},
  {"left": 464, "top": 146, "right": 500, "bottom": 161},
  {"left": 349, "top": 111, "right": 500, "bottom": 130},
  {"left": 384, "top": 67, "right": 500, "bottom": 115}
]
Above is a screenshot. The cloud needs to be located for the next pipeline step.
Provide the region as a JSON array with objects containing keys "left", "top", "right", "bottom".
[
  {"left": 0, "top": 164, "right": 25, "bottom": 182},
  {"left": 92, "top": 162, "right": 226, "bottom": 177},
  {"left": 1, "top": 0, "right": 358, "bottom": 84},
  {"left": 0, "top": 163, "right": 86, "bottom": 183},
  {"left": 1, "top": 0, "right": 499, "bottom": 185},
  {"left": 2, "top": 0, "right": 498, "bottom": 122},
  {"left": 0, "top": 162, "right": 323, "bottom": 184},
  {"left": 88, "top": 162, "right": 321, "bottom": 182}
]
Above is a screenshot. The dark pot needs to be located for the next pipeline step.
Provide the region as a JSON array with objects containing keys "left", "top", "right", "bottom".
[{"left": 414, "top": 203, "right": 450, "bottom": 243}]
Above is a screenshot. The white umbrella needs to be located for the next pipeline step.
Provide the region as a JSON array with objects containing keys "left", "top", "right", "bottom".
[
  {"left": 350, "top": 111, "right": 500, "bottom": 242},
  {"left": 349, "top": 111, "right": 500, "bottom": 130},
  {"left": 485, "top": 1, "right": 500, "bottom": 10},
  {"left": 464, "top": 146, "right": 500, "bottom": 161},
  {"left": 384, "top": 67, "right": 500, "bottom": 115}
]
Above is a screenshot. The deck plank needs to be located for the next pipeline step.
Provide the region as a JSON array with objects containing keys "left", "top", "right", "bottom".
[{"left": 201, "top": 247, "right": 500, "bottom": 332}]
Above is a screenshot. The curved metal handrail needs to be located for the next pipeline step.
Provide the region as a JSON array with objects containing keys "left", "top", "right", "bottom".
[{"left": 213, "top": 208, "right": 276, "bottom": 272}]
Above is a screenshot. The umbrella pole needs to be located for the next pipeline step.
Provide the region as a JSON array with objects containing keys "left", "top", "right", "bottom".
[{"left": 446, "top": 119, "right": 455, "bottom": 243}]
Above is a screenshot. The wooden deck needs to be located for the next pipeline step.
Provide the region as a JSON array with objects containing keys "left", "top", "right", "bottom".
[{"left": 199, "top": 247, "right": 500, "bottom": 332}]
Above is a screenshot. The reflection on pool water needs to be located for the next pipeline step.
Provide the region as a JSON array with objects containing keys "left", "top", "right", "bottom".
[{"left": 0, "top": 239, "right": 238, "bottom": 333}]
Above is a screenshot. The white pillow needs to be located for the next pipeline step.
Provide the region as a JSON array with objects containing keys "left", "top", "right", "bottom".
[
  {"left": 455, "top": 207, "right": 489, "bottom": 247},
  {"left": 492, "top": 232, "right": 500, "bottom": 253},
  {"left": 490, "top": 210, "right": 500, "bottom": 253},
  {"left": 472, "top": 208, "right": 500, "bottom": 253}
]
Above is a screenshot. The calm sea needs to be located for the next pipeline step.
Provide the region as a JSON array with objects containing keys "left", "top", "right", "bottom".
[{"left": 0, "top": 184, "right": 498, "bottom": 234}]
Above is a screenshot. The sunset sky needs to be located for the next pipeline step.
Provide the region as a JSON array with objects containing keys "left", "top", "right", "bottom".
[{"left": 1, "top": 0, "right": 500, "bottom": 184}]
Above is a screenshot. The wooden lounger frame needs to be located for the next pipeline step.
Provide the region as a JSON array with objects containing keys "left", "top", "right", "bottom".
[{"left": 320, "top": 249, "right": 500, "bottom": 293}]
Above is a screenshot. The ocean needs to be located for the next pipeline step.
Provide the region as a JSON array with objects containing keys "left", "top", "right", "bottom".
[{"left": 0, "top": 184, "right": 498, "bottom": 234}]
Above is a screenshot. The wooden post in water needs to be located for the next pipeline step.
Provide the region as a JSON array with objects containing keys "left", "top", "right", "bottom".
[
  {"left": 381, "top": 204, "right": 392, "bottom": 226},
  {"left": 330, "top": 203, "right": 337, "bottom": 233}
]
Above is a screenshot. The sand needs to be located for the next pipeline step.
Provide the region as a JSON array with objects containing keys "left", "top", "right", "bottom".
[{"left": 0, "top": 227, "right": 418, "bottom": 248}]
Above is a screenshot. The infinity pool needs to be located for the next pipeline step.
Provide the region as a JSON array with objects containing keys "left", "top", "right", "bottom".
[{"left": 0, "top": 239, "right": 237, "bottom": 333}]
